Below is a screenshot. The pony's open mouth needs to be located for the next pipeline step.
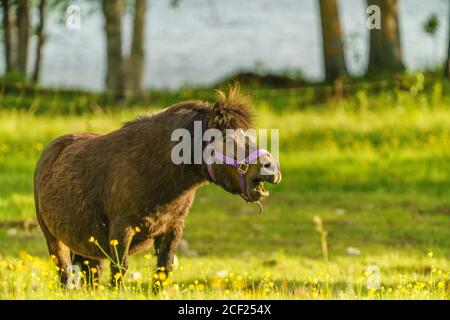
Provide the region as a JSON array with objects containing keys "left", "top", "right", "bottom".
[
  {"left": 248, "top": 179, "right": 270, "bottom": 201},
  {"left": 255, "top": 180, "right": 268, "bottom": 194}
]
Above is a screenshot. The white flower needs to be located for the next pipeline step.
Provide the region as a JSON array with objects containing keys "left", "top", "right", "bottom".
[
  {"left": 131, "top": 272, "right": 142, "bottom": 280},
  {"left": 216, "top": 270, "right": 228, "bottom": 278},
  {"left": 173, "top": 254, "right": 179, "bottom": 268},
  {"left": 6, "top": 228, "right": 17, "bottom": 237},
  {"left": 346, "top": 247, "right": 361, "bottom": 256}
]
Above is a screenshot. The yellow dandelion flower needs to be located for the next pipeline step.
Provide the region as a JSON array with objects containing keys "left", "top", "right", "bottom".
[
  {"left": 437, "top": 281, "right": 445, "bottom": 289},
  {"left": 427, "top": 252, "right": 433, "bottom": 258},
  {"left": 224, "top": 289, "right": 231, "bottom": 295},
  {"left": 135, "top": 226, "right": 141, "bottom": 233},
  {"left": 188, "top": 284, "right": 195, "bottom": 290},
  {"left": 158, "top": 272, "right": 167, "bottom": 281},
  {"left": 83, "top": 260, "right": 89, "bottom": 265},
  {"left": 35, "top": 143, "right": 44, "bottom": 152},
  {"left": 197, "top": 283, "right": 205, "bottom": 291},
  {"left": 144, "top": 254, "right": 151, "bottom": 260},
  {"left": 19, "top": 251, "right": 29, "bottom": 260},
  {"left": 88, "top": 236, "right": 95, "bottom": 243},
  {"left": 90, "top": 267, "right": 98, "bottom": 274},
  {"left": 309, "top": 277, "right": 318, "bottom": 285},
  {"left": 414, "top": 282, "right": 426, "bottom": 291},
  {"left": 173, "top": 284, "right": 179, "bottom": 291},
  {"left": 162, "top": 279, "right": 171, "bottom": 287},
  {"left": 110, "top": 239, "right": 119, "bottom": 246},
  {"left": 114, "top": 273, "right": 122, "bottom": 280}
]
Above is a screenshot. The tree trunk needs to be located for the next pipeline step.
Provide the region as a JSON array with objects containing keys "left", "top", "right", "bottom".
[
  {"left": 102, "top": 0, "right": 125, "bottom": 99},
  {"left": 1, "top": 0, "right": 12, "bottom": 72},
  {"left": 367, "top": 0, "right": 404, "bottom": 75},
  {"left": 127, "top": 0, "right": 147, "bottom": 96},
  {"left": 32, "top": 0, "right": 46, "bottom": 82},
  {"left": 445, "top": 5, "right": 450, "bottom": 78},
  {"left": 318, "top": 0, "right": 348, "bottom": 82},
  {"left": 446, "top": 44, "right": 450, "bottom": 78},
  {"left": 16, "top": 0, "right": 29, "bottom": 77}
]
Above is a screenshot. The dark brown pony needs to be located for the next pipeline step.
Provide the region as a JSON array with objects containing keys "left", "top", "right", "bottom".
[{"left": 34, "top": 88, "right": 281, "bottom": 286}]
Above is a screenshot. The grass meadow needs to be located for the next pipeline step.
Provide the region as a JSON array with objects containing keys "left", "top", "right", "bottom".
[{"left": 0, "top": 82, "right": 449, "bottom": 299}]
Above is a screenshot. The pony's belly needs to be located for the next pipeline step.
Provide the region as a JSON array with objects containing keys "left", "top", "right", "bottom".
[{"left": 40, "top": 204, "right": 110, "bottom": 259}]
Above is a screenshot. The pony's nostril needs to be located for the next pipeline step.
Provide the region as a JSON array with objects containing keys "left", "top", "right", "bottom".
[{"left": 264, "top": 163, "right": 272, "bottom": 169}]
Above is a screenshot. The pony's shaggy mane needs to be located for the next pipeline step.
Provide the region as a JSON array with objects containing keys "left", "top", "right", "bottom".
[{"left": 123, "top": 86, "right": 254, "bottom": 131}]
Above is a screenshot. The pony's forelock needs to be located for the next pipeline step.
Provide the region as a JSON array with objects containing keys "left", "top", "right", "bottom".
[{"left": 209, "top": 85, "right": 254, "bottom": 131}]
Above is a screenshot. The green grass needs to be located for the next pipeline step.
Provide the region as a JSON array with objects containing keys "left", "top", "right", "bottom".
[{"left": 0, "top": 87, "right": 449, "bottom": 299}]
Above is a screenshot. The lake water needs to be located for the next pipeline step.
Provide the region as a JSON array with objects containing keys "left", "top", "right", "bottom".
[{"left": 15, "top": 0, "right": 450, "bottom": 90}]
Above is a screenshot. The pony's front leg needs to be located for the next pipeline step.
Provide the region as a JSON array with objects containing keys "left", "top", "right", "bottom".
[
  {"left": 108, "top": 225, "right": 134, "bottom": 288},
  {"left": 154, "top": 223, "right": 184, "bottom": 287}
]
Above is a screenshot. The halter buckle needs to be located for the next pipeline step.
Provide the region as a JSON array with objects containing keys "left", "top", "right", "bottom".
[{"left": 238, "top": 161, "right": 249, "bottom": 174}]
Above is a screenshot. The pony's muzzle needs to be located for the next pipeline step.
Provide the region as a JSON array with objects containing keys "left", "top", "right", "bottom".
[
  {"left": 259, "top": 158, "right": 282, "bottom": 184},
  {"left": 245, "top": 156, "right": 282, "bottom": 202}
]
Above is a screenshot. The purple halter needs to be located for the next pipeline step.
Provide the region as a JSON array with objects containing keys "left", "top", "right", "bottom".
[{"left": 206, "top": 144, "right": 269, "bottom": 201}]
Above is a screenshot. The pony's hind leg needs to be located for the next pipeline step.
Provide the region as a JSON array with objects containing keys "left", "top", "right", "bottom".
[
  {"left": 36, "top": 214, "right": 72, "bottom": 286},
  {"left": 72, "top": 253, "right": 103, "bottom": 287},
  {"left": 47, "top": 239, "right": 72, "bottom": 286}
]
